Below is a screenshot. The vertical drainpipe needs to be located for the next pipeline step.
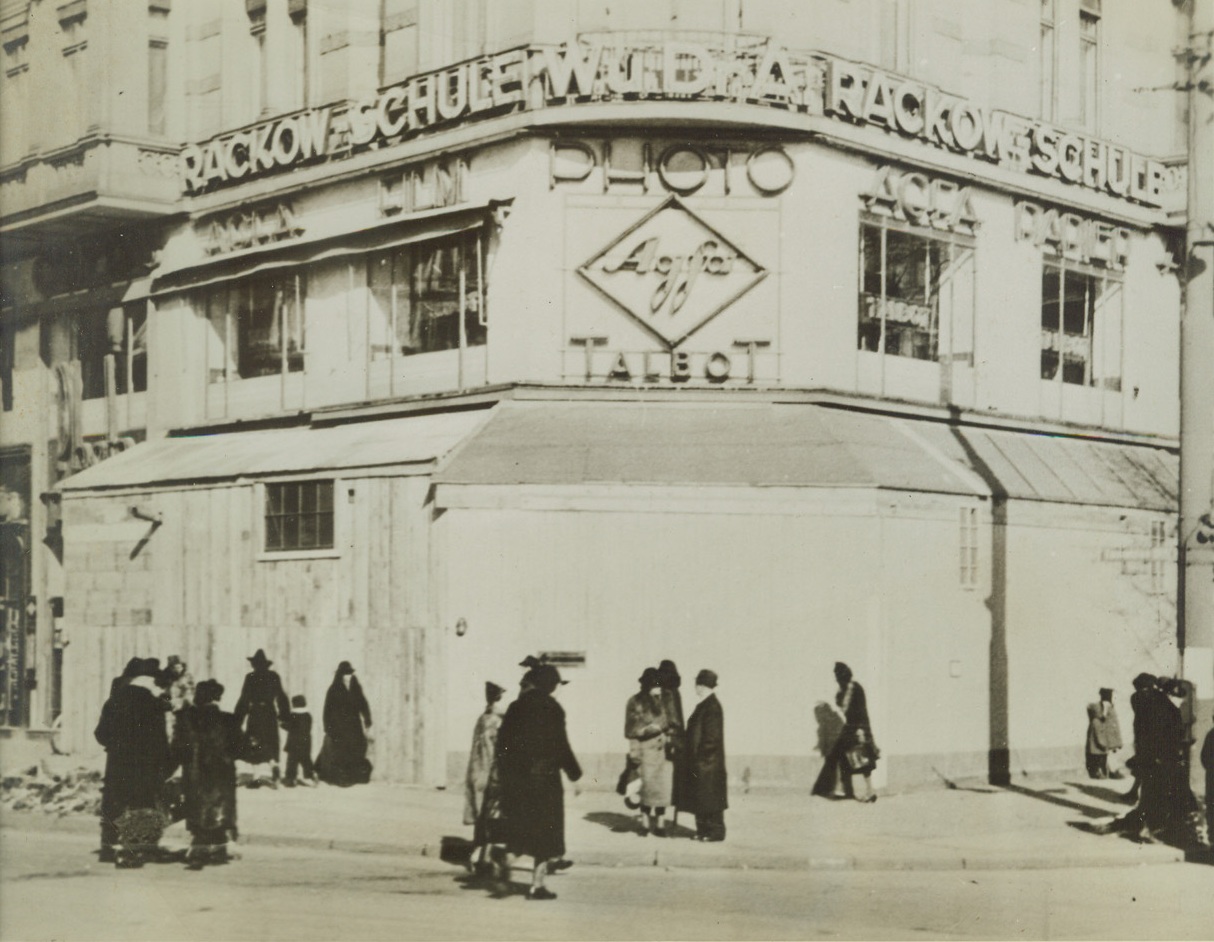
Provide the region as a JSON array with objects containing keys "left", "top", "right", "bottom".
[{"left": 1179, "top": 0, "right": 1214, "bottom": 798}]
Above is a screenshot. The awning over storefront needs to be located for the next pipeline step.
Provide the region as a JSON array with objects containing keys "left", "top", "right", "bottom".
[
  {"left": 150, "top": 201, "right": 500, "bottom": 296},
  {"left": 57, "top": 407, "right": 492, "bottom": 492},
  {"left": 432, "top": 401, "right": 1178, "bottom": 511}
]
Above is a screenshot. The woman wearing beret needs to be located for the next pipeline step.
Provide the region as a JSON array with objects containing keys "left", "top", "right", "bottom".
[{"left": 624, "top": 667, "right": 678, "bottom": 837}]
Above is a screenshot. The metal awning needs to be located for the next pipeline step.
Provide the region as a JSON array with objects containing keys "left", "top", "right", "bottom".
[
  {"left": 57, "top": 407, "right": 493, "bottom": 492},
  {"left": 149, "top": 201, "right": 499, "bottom": 295},
  {"left": 432, "top": 401, "right": 1178, "bottom": 511}
]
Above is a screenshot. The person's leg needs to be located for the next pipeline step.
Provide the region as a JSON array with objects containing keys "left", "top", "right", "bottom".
[
  {"left": 302, "top": 753, "right": 316, "bottom": 782},
  {"left": 528, "top": 858, "right": 556, "bottom": 900},
  {"left": 653, "top": 806, "right": 667, "bottom": 836},
  {"left": 284, "top": 753, "right": 299, "bottom": 786},
  {"left": 639, "top": 804, "right": 653, "bottom": 835},
  {"left": 857, "top": 772, "right": 876, "bottom": 802},
  {"left": 705, "top": 810, "right": 726, "bottom": 841}
]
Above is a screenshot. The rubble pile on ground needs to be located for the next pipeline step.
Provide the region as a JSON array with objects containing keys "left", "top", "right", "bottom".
[{"left": 1, "top": 763, "right": 103, "bottom": 816}]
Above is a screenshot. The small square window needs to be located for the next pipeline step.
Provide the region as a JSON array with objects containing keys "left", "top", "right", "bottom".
[{"left": 264, "top": 480, "right": 334, "bottom": 552}]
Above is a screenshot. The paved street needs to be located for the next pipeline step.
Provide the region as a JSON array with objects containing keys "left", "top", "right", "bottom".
[{"left": 2, "top": 827, "right": 1212, "bottom": 941}]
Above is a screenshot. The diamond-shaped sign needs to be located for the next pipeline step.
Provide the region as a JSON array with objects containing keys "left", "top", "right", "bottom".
[{"left": 578, "top": 195, "right": 767, "bottom": 350}]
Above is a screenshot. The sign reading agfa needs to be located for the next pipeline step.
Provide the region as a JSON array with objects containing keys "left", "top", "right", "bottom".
[{"left": 578, "top": 196, "right": 767, "bottom": 349}]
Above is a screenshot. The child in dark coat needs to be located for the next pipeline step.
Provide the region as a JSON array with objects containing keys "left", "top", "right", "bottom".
[{"left": 283, "top": 694, "right": 316, "bottom": 786}]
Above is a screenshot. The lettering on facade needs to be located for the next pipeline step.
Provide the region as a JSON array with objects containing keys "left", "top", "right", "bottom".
[
  {"left": 550, "top": 141, "right": 795, "bottom": 196},
  {"left": 578, "top": 195, "right": 767, "bottom": 349},
  {"left": 181, "top": 40, "right": 821, "bottom": 194},
  {"left": 825, "top": 59, "right": 1173, "bottom": 209},
  {"left": 380, "top": 157, "right": 469, "bottom": 215},
  {"left": 1014, "top": 201, "right": 1131, "bottom": 270},
  {"left": 199, "top": 203, "right": 304, "bottom": 256},
  {"left": 863, "top": 166, "right": 979, "bottom": 232},
  {"left": 568, "top": 339, "right": 772, "bottom": 386}
]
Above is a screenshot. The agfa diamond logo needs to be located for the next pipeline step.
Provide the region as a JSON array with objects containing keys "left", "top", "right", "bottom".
[{"left": 578, "top": 195, "right": 767, "bottom": 349}]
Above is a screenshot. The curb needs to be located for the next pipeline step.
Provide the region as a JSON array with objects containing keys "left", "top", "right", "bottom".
[{"left": 1, "top": 812, "right": 1190, "bottom": 873}]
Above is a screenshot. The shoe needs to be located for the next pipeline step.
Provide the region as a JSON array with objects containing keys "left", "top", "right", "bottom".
[
  {"left": 549, "top": 858, "right": 573, "bottom": 872},
  {"left": 860, "top": 795, "right": 877, "bottom": 803},
  {"left": 527, "top": 887, "right": 557, "bottom": 901},
  {"left": 98, "top": 846, "right": 117, "bottom": 864},
  {"left": 653, "top": 828, "right": 667, "bottom": 838}
]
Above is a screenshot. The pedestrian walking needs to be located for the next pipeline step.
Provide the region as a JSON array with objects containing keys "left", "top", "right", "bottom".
[
  {"left": 624, "top": 666, "right": 678, "bottom": 836},
  {"left": 94, "top": 657, "right": 174, "bottom": 867},
  {"left": 233, "top": 648, "right": 290, "bottom": 785},
  {"left": 316, "top": 661, "right": 373, "bottom": 786},
  {"left": 685, "top": 668, "right": 727, "bottom": 842},
  {"left": 465, "top": 680, "right": 506, "bottom": 874},
  {"left": 1085, "top": 687, "right": 1123, "bottom": 779},
  {"left": 1099, "top": 673, "right": 1172, "bottom": 841},
  {"left": 813, "top": 662, "right": 878, "bottom": 802},
  {"left": 282, "top": 694, "right": 316, "bottom": 786},
  {"left": 173, "top": 679, "right": 241, "bottom": 869},
  {"left": 495, "top": 663, "right": 581, "bottom": 901}
]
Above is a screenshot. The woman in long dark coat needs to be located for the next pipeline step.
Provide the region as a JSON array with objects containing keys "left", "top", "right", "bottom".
[
  {"left": 813, "top": 661, "right": 878, "bottom": 802},
  {"left": 316, "top": 661, "right": 373, "bottom": 786},
  {"left": 495, "top": 664, "right": 581, "bottom": 900},
  {"left": 94, "top": 657, "right": 173, "bottom": 867},
  {"left": 173, "top": 679, "right": 240, "bottom": 868},
  {"left": 233, "top": 649, "right": 290, "bottom": 781},
  {"left": 656, "top": 659, "right": 687, "bottom": 820},
  {"left": 685, "top": 668, "right": 728, "bottom": 841}
]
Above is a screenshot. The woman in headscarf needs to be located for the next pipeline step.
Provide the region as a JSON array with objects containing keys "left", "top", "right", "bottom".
[
  {"left": 173, "top": 679, "right": 241, "bottom": 868},
  {"left": 464, "top": 680, "right": 506, "bottom": 874},
  {"left": 495, "top": 664, "right": 581, "bottom": 901},
  {"left": 233, "top": 648, "right": 290, "bottom": 784},
  {"left": 316, "top": 661, "right": 373, "bottom": 786},
  {"left": 625, "top": 666, "right": 678, "bottom": 836},
  {"left": 813, "top": 662, "right": 878, "bottom": 802}
]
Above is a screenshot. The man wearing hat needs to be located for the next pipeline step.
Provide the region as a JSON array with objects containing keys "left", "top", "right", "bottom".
[
  {"left": 685, "top": 669, "right": 727, "bottom": 842},
  {"left": 1085, "top": 687, "right": 1123, "bottom": 779},
  {"left": 233, "top": 649, "right": 290, "bottom": 784}
]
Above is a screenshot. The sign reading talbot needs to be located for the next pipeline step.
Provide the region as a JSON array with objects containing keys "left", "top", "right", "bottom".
[{"left": 578, "top": 195, "right": 767, "bottom": 349}]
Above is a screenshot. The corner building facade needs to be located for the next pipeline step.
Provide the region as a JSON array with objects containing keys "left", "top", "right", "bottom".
[{"left": 1, "top": 0, "right": 1196, "bottom": 789}]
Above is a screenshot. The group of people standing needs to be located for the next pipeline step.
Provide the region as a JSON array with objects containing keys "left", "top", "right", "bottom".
[
  {"left": 622, "top": 660, "right": 728, "bottom": 842},
  {"left": 460, "top": 656, "right": 726, "bottom": 901},
  {"left": 1094, "top": 672, "right": 1210, "bottom": 846},
  {"left": 94, "top": 649, "right": 375, "bottom": 869}
]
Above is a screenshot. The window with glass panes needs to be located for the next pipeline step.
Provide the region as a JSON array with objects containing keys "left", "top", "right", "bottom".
[
  {"left": 368, "top": 229, "right": 486, "bottom": 359},
  {"left": 205, "top": 272, "right": 305, "bottom": 382},
  {"left": 76, "top": 305, "right": 148, "bottom": 400},
  {"left": 265, "top": 480, "right": 334, "bottom": 552},
  {"left": 1040, "top": 260, "right": 1121, "bottom": 387},
  {"left": 859, "top": 219, "right": 974, "bottom": 362}
]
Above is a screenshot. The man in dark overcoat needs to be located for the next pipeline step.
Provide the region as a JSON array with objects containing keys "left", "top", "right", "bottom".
[
  {"left": 685, "top": 668, "right": 727, "bottom": 842},
  {"left": 94, "top": 657, "right": 173, "bottom": 866},
  {"left": 233, "top": 648, "right": 290, "bottom": 782},
  {"left": 495, "top": 664, "right": 581, "bottom": 900}
]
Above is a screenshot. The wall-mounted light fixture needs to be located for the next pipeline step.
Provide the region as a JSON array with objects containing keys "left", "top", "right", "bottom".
[
  {"left": 129, "top": 505, "right": 163, "bottom": 525},
  {"left": 455, "top": 617, "right": 468, "bottom": 637}
]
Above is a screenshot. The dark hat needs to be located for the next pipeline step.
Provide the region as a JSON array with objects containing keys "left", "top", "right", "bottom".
[
  {"left": 485, "top": 681, "right": 506, "bottom": 701},
  {"left": 1132, "top": 672, "right": 1158, "bottom": 690},
  {"left": 1163, "top": 677, "right": 1188, "bottom": 698},
  {"left": 532, "top": 664, "right": 566, "bottom": 693},
  {"left": 195, "top": 679, "right": 224, "bottom": 706},
  {"left": 639, "top": 667, "right": 663, "bottom": 688},
  {"left": 337, "top": 660, "right": 355, "bottom": 675},
  {"left": 249, "top": 649, "right": 272, "bottom": 668},
  {"left": 291, "top": 694, "right": 307, "bottom": 708},
  {"left": 695, "top": 669, "right": 718, "bottom": 689},
  {"left": 121, "top": 656, "right": 144, "bottom": 679},
  {"left": 519, "top": 655, "right": 546, "bottom": 670},
  {"left": 1099, "top": 687, "right": 1114, "bottom": 699},
  {"left": 657, "top": 660, "right": 681, "bottom": 687},
  {"left": 166, "top": 654, "right": 185, "bottom": 668},
  {"left": 127, "top": 657, "right": 160, "bottom": 679}
]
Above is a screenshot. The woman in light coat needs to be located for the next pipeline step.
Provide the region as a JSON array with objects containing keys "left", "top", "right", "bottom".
[{"left": 624, "top": 667, "right": 677, "bottom": 836}]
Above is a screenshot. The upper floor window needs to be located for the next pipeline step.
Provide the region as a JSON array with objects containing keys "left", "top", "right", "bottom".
[
  {"left": 1079, "top": 0, "right": 1101, "bottom": 132},
  {"left": 858, "top": 219, "right": 975, "bottom": 363},
  {"left": 1040, "top": 260, "right": 1121, "bottom": 388},
  {"left": 367, "top": 229, "right": 486, "bottom": 359},
  {"left": 1040, "top": 0, "right": 1056, "bottom": 121},
  {"left": 77, "top": 305, "right": 148, "bottom": 400},
  {"left": 205, "top": 272, "right": 305, "bottom": 383},
  {"left": 380, "top": 0, "right": 419, "bottom": 86}
]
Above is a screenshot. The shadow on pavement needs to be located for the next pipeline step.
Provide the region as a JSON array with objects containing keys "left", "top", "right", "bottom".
[
  {"left": 584, "top": 811, "right": 645, "bottom": 834},
  {"left": 1065, "top": 780, "right": 1134, "bottom": 806},
  {"left": 1000, "top": 782, "right": 1117, "bottom": 819}
]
